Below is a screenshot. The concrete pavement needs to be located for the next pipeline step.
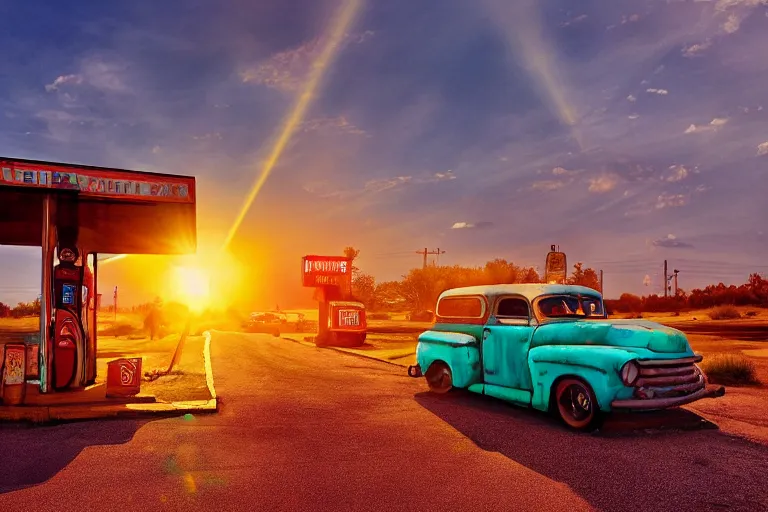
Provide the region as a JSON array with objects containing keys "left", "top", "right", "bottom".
[{"left": 1, "top": 331, "right": 767, "bottom": 511}]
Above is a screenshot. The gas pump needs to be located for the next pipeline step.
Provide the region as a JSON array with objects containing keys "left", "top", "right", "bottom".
[{"left": 51, "top": 244, "right": 93, "bottom": 389}]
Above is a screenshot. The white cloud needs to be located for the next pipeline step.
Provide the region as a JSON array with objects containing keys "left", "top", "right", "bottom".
[
  {"left": 588, "top": 174, "right": 619, "bottom": 193},
  {"left": 653, "top": 234, "right": 694, "bottom": 249},
  {"left": 666, "top": 165, "right": 689, "bottom": 182},
  {"left": 627, "top": 94, "right": 637, "bottom": 102},
  {"left": 552, "top": 166, "right": 578, "bottom": 176},
  {"left": 300, "top": 116, "right": 368, "bottom": 137},
  {"left": 303, "top": 169, "right": 455, "bottom": 199},
  {"left": 655, "top": 193, "right": 687, "bottom": 209},
  {"left": 757, "top": 141, "right": 768, "bottom": 156},
  {"left": 723, "top": 14, "right": 742, "bottom": 32},
  {"left": 628, "top": 114, "right": 640, "bottom": 120},
  {"left": 646, "top": 88, "right": 669, "bottom": 95},
  {"left": 151, "top": 145, "right": 161, "bottom": 154},
  {"left": 684, "top": 117, "right": 729, "bottom": 134},
  {"left": 531, "top": 180, "right": 566, "bottom": 191},
  {"left": 451, "top": 221, "right": 493, "bottom": 230},
  {"left": 682, "top": 40, "right": 712, "bottom": 57},
  {"left": 560, "top": 14, "right": 588, "bottom": 27},
  {"left": 44, "top": 74, "right": 83, "bottom": 92},
  {"left": 240, "top": 32, "right": 374, "bottom": 92},
  {"left": 192, "top": 132, "right": 223, "bottom": 141}
]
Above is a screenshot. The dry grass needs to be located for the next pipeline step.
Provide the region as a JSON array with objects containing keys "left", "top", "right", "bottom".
[
  {"left": 701, "top": 354, "right": 761, "bottom": 386},
  {"left": 708, "top": 305, "right": 742, "bottom": 320}
]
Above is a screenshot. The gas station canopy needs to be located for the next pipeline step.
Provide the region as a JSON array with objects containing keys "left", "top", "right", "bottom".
[{"left": 0, "top": 157, "right": 196, "bottom": 254}]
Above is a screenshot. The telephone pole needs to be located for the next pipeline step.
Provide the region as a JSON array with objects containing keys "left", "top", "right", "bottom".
[
  {"left": 416, "top": 248, "right": 445, "bottom": 269},
  {"left": 673, "top": 269, "right": 679, "bottom": 296},
  {"left": 663, "top": 260, "right": 668, "bottom": 297},
  {"left": 599, "top": 269, "right": 604, "bottom": 294}
]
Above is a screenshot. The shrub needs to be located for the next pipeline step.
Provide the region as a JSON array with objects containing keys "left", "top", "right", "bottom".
[
  {"left": 708, "top": 305, "right": 741, "bottom": 320},
  {"left": 745, "top": 311, "right": 758, "bottom": 317},
  {"left": 701, "top": 354, "right": 760, "bottom": 386},
  {"left": 367, "top": 312, "right": 391, "bottom": 320}
]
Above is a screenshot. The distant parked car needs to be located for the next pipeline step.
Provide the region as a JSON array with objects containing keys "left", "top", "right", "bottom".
[
  {"left": 244, "top": 312, "right": 281, "bottom": 337},
  {"left": 408, "top": 284, "right": 725, "bottom": 431},
  {"left": 406, "top": 310, "right": 434, "bottom": 322}
]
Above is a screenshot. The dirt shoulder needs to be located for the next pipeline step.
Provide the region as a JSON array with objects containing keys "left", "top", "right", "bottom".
[{"left": 97, "top": 333, "right": 212, "bottom": 403}]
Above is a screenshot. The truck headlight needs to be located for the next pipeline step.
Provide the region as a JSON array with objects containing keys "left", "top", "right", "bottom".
[{"left": 620, "top": 360, "right": 640, "bottom": 386}]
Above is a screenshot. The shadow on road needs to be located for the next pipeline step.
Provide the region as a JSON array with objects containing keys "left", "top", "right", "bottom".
[
  {"left": 413, "top": 390, "right": 768, "bottom": 511},
  {"left": 0, "top": 419, "right": 149, "bottom": 494}
]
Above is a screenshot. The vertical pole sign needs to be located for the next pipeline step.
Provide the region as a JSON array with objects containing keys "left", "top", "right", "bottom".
[{"left": 544, "top": 245, "right": 567, "bottom": 284}]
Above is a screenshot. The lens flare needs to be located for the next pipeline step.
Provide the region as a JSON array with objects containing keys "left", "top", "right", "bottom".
[{"left": 222, "top": 0, "right": 364, "bottom": 250}]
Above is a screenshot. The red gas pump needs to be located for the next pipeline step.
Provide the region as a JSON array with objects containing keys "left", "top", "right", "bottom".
[{"left": 52, "top": 246, "right": 85, "bottom": 390}]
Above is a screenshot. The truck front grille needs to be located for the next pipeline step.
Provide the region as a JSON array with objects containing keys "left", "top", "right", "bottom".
[{"left": 634, "top": 356, "right": 705, "bottom": 399}]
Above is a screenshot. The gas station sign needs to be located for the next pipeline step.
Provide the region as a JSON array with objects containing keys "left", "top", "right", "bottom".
[
  {"left": 301, "top": 255, "right": 352, "bottom": 287},
  {"left": 0, "top": 158, "right": 194, "bottom": 204}
]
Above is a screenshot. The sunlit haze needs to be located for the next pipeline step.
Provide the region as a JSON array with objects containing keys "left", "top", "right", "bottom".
[{"left": 1, "top": 0, "right": 767, "bottom": 309}]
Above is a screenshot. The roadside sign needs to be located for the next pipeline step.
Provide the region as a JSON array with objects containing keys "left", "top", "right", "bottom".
[
  {"left": 545, "top": 246, "right": 567, "bottom": 284},
  {"left": 301, "top": 255, "right": 352, "bottom": 288}
]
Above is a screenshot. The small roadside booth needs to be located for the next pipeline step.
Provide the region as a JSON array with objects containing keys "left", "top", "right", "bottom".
[{"left": 0, "top": 157, "right": 196, "bottom": 402}]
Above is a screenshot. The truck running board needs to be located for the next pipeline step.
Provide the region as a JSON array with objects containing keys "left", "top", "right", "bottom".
[{"left": 468, "top": 383, "right": 532, "bottom": 406}]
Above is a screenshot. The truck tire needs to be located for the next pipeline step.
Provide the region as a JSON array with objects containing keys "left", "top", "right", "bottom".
[
  {"left": 425, "top": 362, "right": 453, "bottom": 394},
  {"left": 553, "top": 377, "right": 603, "bottom": 431}
]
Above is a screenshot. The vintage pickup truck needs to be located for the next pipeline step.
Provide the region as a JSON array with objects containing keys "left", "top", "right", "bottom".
[{"left": 407, "top": 284, "right": 725, "bottom": 430}]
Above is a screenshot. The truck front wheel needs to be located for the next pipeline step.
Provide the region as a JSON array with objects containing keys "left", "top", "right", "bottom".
[
  {"left": 553, "top": 378, "right": 603, "bottom": 431},
  {"left": 425, "top": 362, "right": 453, "bottom": 394}
]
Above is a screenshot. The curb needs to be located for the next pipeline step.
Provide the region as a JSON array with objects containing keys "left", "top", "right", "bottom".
[
  {"left": 202, "top": 330, "right": 218, "bottom": 401},
  {"left": 282, "top": 336, "right": 411, "bottom": 369}
]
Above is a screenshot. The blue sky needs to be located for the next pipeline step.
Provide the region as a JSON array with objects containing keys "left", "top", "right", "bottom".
[{"left": 1, "top": 0, "right": 767, "bottom": 306}]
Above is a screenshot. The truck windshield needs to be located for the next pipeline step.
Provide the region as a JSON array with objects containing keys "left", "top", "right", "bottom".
[{"left": 537, "top": 294, "right": 605, "bottom": 319}]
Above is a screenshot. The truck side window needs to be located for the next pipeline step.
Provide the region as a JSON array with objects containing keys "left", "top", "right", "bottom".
[
  {"left": 437, "top": 297, "right": 484, "bottom": 318},
  {"left": 496, "top": 298, "right": 529, "bottom": 318}
]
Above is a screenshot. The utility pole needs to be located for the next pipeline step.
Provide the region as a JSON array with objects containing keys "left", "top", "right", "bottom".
[
  {"left": 416, "top": 248, "right": 445, "bottom": 269},
  {"left": 113, "top": 285, "right": 118, "bottom": 321},
  {"left": 434, "top": 248, "right": 446, "bottom": 266},
  {"left": 673, "top": 269, "right": 679, "bottom": 296},
  {"left": 663, "top": 260, "right": 668, "bottom": 297},
  {"left": 599, "top": 269, "right": 604, "bottom": 294}
]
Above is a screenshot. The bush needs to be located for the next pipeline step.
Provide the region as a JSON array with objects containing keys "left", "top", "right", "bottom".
[
  {"left": 701, "top": 354, "right": 760, "bottom": 386},
  {"left": 745, "top": 311, "right": 758, "bottom": 317},
  {"left": 708, "top": 305, "right": 741, "bottom": 320},
  {"left": 367, "top": 312, "right": 391, "bottom": 320}
]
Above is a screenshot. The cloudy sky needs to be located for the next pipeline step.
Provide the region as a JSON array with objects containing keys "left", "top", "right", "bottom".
[{"left": 1, "top": 0, "right": 767, "bottom": 307}]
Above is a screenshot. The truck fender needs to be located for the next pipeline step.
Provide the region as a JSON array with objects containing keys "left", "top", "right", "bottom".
[
  {"left": 527, "top": 345, "right": 638, "bottom": 412},
  {"left": 416, "top": 330, "right": 481, "bottom": 389}
]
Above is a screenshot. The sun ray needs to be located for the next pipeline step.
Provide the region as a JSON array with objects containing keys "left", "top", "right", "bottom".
[{"left": 221, "top": 0, "right": 364, "bottom": 250}]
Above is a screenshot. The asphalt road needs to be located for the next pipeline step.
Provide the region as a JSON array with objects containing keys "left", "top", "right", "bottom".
[{"left": 1, "top": 332, "right": 768, "bottom": 512}]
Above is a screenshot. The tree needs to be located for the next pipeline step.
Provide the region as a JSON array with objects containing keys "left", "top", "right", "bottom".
[
  {"left": 0, "top": 301, "right": 10, "bottom": 318},
  {"left": 519, "top": 267, "right": 541, "bottom": 284},
  {"left": 352, "top": 273, "right": 376, "bottom": 308},
  {"left": 374, "top": 281, "right": 406, "bottom": 311},
  {"left": 343, "top": 246, "right": 361, "bottom": 275},
  {"left": 484, "top": 259, "right": 520, "bottom": 284},
  {"left": 567, "top": 262, "right": 601, "bottom": 292}
]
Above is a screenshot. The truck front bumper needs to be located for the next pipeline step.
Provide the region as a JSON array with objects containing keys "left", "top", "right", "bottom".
[
  {"left": 611, "top": 384, "right": 725, "bottom": 410},
  {"left": 407, "top": 365, "right": 422, "bottom": 378}
]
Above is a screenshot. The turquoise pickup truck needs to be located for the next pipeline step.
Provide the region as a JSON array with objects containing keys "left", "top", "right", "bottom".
[{"left": 407, "top": 284, "right": 725, "bottom": 431}]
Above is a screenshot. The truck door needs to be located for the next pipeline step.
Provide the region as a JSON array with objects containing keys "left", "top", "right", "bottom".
[{"left": 482, "top": 296, "right": 534, "bottom": 391}]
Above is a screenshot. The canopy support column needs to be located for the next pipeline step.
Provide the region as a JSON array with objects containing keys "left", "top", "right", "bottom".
[{"left": 40, "top": 194, "right": 56, "bottom": 393}]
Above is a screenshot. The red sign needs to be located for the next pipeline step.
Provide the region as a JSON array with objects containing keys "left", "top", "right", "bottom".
[
  {"left": 329, "top": 302, "right": 366, "bottom": 332},
  {"left": 302, "top": 255, "right": 352, "bottom": 287},
  {"left": 0, "top": 158, "right": 195, "bottom": 204},
  {"left": 106, "top": 357, "right": 142, "bottom": 397}
]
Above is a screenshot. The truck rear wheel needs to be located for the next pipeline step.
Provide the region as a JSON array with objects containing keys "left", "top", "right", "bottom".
[
  {"left": 553, "top": 378, "right": 602, "bottom": 431},
  {"left": 425, "top": 362, "right": 453, "bottom": 394}
]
